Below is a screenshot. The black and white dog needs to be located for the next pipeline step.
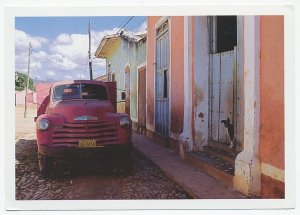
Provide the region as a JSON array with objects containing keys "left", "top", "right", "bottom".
[{"left": 221, "top": 118, "right": 234, "bottom": 148}]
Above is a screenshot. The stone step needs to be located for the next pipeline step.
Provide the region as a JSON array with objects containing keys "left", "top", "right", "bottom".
[
  {"left": 203, "top": 145, "right": 236, "bottom": 166},
  {"left": 208, "top": 140, "right": 238, "bottom": 154},
  {"left": 184, "top": 150, "right": 235, "bottom": 188}
]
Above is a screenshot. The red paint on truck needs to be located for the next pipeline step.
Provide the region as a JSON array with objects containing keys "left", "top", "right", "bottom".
[{"left": 35, "top": 80, "right": 132, "bottom": 177}]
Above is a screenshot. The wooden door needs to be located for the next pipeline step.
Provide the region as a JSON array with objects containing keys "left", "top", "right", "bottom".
[
  {"left": 209, "top": 48, "right": 236, "bottom": 144},
  {"left": 125, "top": 66, "right": 130, "bottom": 115},
  {"left": 138, "top": 67, "right": 146, "bottom": 134},
  {"left": 208, "top": 16, "right": 239, "bottom": 147}
]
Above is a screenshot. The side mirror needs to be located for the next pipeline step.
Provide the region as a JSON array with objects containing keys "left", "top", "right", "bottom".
[{"left": 121, "top": 92, "right": 126, "bottom": 101}]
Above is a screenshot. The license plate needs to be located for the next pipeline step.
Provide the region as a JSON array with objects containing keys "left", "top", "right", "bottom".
[{"left": 79, "top": 139, "right": 96, "bottom": 148}]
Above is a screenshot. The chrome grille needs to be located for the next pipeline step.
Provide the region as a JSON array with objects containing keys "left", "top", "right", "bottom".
[{"left": 52, "top": 121, "right": 118, "bottom": 145}]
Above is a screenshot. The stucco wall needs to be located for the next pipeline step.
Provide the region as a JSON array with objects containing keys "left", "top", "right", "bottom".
[
  {"left": 259, "top": 16, "right": 284, "bottom": 198},
  {"left": 193, "top": 16, "right": 210, "bottom": 149},
  {"left": 146, "top": 16, "right": 161, "bottom": 131},
  {"left": 170, "top": 16, "right": 184, "bottom": 135},
  {"left": 147, "top": 16, "right": 185, "bottom": 136},
  {"left": 106, "top": 37, "right": 146, "bottom": 120}
]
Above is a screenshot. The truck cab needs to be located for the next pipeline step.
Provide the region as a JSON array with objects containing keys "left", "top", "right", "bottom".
[{"left": 35, "top": 80, "right": 132, "bottom": 177}]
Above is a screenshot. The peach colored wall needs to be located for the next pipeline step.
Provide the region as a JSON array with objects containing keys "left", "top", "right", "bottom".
[
  {"left": 191, "top": 17, "right": 195, "bottom": 141},
  {"left": 261, "top": 174, "right": 285, "bottom": 198},
  {"left": 147, "top": 16, "right": 185, "bottom": 135},
  {"left": 146, "top": 17, "right": 161, "bottom": 131},
  {"left": 260, "top": 16, "right": 284, "bottom": 170},
  {"left": 170, "top": 16, "right": 184, "bottom": 134}
]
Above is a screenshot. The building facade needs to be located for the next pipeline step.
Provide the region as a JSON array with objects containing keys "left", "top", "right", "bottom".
[
  {"left": 95, "top": 30, "right": 147, "bottom": 130},
  {"left": 145, "top": 16, "right": 284, "bottom": 198}
]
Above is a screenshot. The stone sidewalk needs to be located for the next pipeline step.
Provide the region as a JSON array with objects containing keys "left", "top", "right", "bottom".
[{"left": 132, "top": 132, "right": 246, "bottom": 199}]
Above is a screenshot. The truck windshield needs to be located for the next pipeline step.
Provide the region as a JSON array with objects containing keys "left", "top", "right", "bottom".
[{"left": 53, "top": 83, "right": 108, "bottom": 101}]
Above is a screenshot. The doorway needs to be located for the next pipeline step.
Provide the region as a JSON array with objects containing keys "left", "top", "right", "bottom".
[
  {"left": 208, "top": 16, "right": 238, "bottom": 148},
  {"left": 155, "top": 19, "right": 169, "bottom": 136},
  {"left": 138, "top": 66, "right": 146, "bottom": 134},
  {"left": 125, "top": 65, "right": 130, "bottom": 116}
]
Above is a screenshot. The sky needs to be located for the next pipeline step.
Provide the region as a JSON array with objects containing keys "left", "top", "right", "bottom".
[{"left": 15, "top": 16, "right": 147, "bottom": 82}]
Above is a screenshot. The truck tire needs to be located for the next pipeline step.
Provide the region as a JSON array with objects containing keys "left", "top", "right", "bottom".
[{"left": 38, "top": 153, "right": 54, "bottom": 178}]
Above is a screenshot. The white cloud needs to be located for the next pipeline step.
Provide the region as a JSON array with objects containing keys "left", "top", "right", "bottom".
[
  {"left": 32, "top": 51, "right": 48, "bottom": 60},
  {"left": 15, "top": 29, "right": 48, "bottom": 52},
  {"left": 135, "top": 21, "right": 147, "bottom": 33},
  {"left": 50, "top": 33, "right": 88, "bottom": 58},
  {"left": 56, "top": 33, "right": 72, "bottom": 45},
  {"left": 15, "top": 30, "right": 49, "bottom": 79},
  {"left": 15, "top": 27, "right": 120, "bottom": 82},
  {"left": 31, "top": 62, "right": 42, "bottom": 70},
  {"left": 46, "top": 70, "right": 55, "bottom": 77},
  {"left": 64, "top": 75, "right": 73, "bottom": 80},
  {"left": 91, "top": 28, "right": 118, "bottom": 53},
  {"left": 50, "top": 53, "right": 78, "bottom": 70},
  {"left": 93, "top": 58, "right": 106, "bottom": 68},
  {"left": 76, "top": 73, "right": 87, "bottom": 80}
]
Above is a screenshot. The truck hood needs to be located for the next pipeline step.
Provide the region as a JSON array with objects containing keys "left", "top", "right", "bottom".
[{"left": 47, "top": 100, "right": 114, "bottom": 122}]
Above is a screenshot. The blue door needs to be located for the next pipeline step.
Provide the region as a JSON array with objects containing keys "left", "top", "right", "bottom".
[{"left": 155, "top": 20, "right": 169, "bottom": 136}]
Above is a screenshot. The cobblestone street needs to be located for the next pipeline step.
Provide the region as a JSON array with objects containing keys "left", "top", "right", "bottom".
[
  {"left": 15, "top": 138, "right": 190, "bottom": 200},
  {"left": 14, "top": 105, "right": 244, "bottom": 201}
]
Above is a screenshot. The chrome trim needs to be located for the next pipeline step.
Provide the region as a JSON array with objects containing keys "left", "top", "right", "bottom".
[{"left": 74, "top": 116, "right": 98, "bottom": 121}]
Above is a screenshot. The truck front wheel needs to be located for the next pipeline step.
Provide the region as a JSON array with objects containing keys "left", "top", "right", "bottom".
[{"left": 38, "top": 153, "right": 54, "bottom": 178}]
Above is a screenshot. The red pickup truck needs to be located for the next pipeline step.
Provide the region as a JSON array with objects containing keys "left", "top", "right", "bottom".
[{"left": 35, "top": 80, "right": 132, "bottom": 177}]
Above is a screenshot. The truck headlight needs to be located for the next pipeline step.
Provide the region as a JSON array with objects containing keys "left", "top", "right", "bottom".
[
  {"left": 120, "top": 117, "right": 131, "bottom": 129},
  {"left": 38, "top": 119, "right": 50, "bottom": 131}
]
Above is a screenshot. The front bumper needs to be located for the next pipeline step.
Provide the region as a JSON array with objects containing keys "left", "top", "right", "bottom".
[{"left": 38, "top": 143, "right": 132, "bottom": 159}]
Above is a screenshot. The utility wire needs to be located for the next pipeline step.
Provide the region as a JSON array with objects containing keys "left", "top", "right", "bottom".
[
  {"left": 113, "top": 17, "right": 128, "bottom": 34},
  {"left": 92, "top": 17, "right": 134, "bottom": 57},
  {"left": 114, "top": 16, "right": 134, "bottom": 35},
  {"left": 130, "top": 17, "right": 147, "bottom": 32},
  {"left": 113, "top": 16, "right": 134, "bottom": 36}
]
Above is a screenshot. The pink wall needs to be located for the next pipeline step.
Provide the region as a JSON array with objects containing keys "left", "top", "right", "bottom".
[
  {"left": 15, "top": 89, "right": 35, "bottom": 104},
  {"left": 146, "top": 17, "right": 160, "bottom": 130},
  {"left": 147, "top": 16, "right": 185, "bottom": 135},
  {"left": 259, "top": 16, "right": 284, "bottom": 198},
  {"left": 170, "top": 16, "right": 184, "bottom": 134},
  {"left": 260, "top": 16, "right": 284, "bottom": 169},
  {"left": 191, "top": 17, "right": 195, "bottom": 141}
]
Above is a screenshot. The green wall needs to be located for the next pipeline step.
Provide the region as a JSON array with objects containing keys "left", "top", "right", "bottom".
[{"left": 106, "top": 37, "right": 146, "bottom": 121}]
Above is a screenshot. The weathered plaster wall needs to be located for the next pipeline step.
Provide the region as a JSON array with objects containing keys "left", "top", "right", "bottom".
[
  {"left": 170, "top": 16, "right": 184, "bottom": 135},
  {"left": 259, "top": 15, "right": 284, "bottom": 198},
  {"left": 179, "top": 16, "right": 193, "bottom": 152},
  {"left": 193, "top": 16, "right": 210, "bottom": 149},
  {"left": 234, "top": 16, "right": 261, "bottom": 197},
  {"left": 106, "top": 37, "right": 146, "bottom": 120},
  {"left": 146, "top": 16, "right": 161, "bottom": 131},
  {"left": 147, "top": 16, "right": 185, "bottom": 137}
]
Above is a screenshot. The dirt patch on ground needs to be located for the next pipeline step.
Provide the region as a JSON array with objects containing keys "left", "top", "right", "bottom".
[{"left": 15, "top": 104, "right": 36, "bottom": 140}]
